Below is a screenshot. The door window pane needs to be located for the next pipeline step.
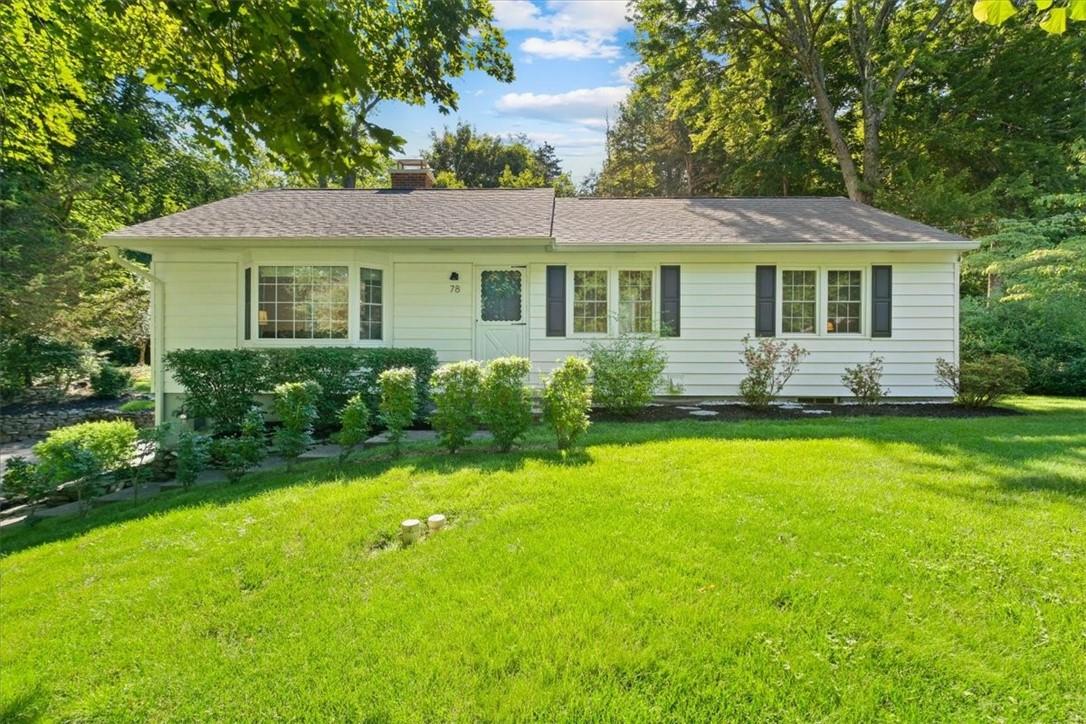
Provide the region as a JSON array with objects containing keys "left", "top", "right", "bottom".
[
  {"left": 618, "top": 270, "right": 653, "bottom": 334},
  {"left": 573, "top": 270, "right": 608, "bottom": 334},
  {"left": 827, "top": 270, "right": 862, "bottom": 334},
  {"left": 480, "top": 270, "right": 523, "bottom": 322},
  {"left": 781, "top": 270, "right": 816, "bottom": 334},
  {"left": 257, "top": 266, "right": 348, "bottom": 339},
  {"left": 360, "top": 267, "right": 383, "bottom": 340}
]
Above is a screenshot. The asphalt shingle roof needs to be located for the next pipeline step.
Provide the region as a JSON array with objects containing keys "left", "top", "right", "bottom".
[
  {"left": 552, "top": 196, "right": 967, "bottom": 244},
  {"left": 104, "top": 188, "right": 557, "bottom": 239},
  {"left": 103, "top": 188, "right": 969, "bottom": 244}
]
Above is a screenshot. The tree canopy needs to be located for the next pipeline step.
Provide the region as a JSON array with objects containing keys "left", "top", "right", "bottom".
[{"left": 425, "top": 123, "right": 575, "bottom": 194}]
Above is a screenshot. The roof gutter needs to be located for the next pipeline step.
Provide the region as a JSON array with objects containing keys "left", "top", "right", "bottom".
[
  {"left": 549, "top": 240, "right": 980, "bottom": 252},
  {"left": 106, "top": 247, "right": 166, "bottom": 425}
]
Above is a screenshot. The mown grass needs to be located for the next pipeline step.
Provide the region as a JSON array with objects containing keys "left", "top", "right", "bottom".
[{"left": 2, "top": 397, "right": 1084, "bottom": 721}]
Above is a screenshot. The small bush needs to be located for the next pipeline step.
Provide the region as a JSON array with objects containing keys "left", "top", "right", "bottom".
[
  {"left": 738, "top": 336, "right": 808, "bottom": 408},
  {"left": 175, "top": 429, "right": 212, "bottom": 489},
  {"left": 129, "top": 423, "right": 171, "bottom": 501},
  {"left": 119, "top": 399, "right": 154, "bottom": 413},
  {"left": 164, "top": 349, "right": 269, "bottom": 433},
  {"left": 272, "top": 381, "right": 323, "bottom": 465},
  {"left": 34, "top": 420, "right": 137, "bottom": 484},
  {"left": 378, "top": 367, "right": 417, "bottom": 454},
  {"left": 480, "top": 357, "right": 533, "bottom": 452},
  {"left": 212, "top": 407, "right": 267, "bottom": 483},
  {"left": 90, "top": 364, "right": 132, "bottom": 399},
  {"left": 332, "top": 394, "right": 371, "bottom": 463},
  {"left": 2, "top": 457, "right": 51, "bottom": 502},
  {"left": 429, "top": 361, "right": 483, "bottom": 453},
  {"left": 842, "top": 356, "right": 888, "bottom": 405},
  {"left": 935, "top": 354, "right": 1029, "bottom": 407},
  {"left": 542, "top": 357, "right": 593, "bottom": 451},
  {"left": 585, "top": 333, "right": 668, "bottom": 414}
]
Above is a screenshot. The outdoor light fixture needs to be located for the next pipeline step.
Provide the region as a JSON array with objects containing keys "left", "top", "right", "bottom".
[{"left": 449, "top": 271, "right": 460, "bottom": 281}]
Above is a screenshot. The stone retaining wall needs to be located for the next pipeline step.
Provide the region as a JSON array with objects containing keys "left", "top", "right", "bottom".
[{"left": 0, "top": 407, "right": 155, "bottom": 443}]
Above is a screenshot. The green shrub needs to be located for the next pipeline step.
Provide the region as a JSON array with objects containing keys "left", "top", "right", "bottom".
[
  {"left": 129, "top": 423, "right": 171, "bottom": 501},
  {"left": 738, "top": 336, "right": 808, "bottom": 408},
  {"left": 586, "top": 333, "right": 667, "bottom": 414},
  {"left": 541, "top": 357, "right": 592, "bottom": 451},
  {"left": 90, "top": 364, "right": 132, "bottom": 399},
  {"left": 480, "top": 356, "right": 533, "bottom": 452},
  {"left": 165, "top": 347, "right": 438, "bottom": 430},
  {"left": 378, "top": 367, "right": 417, "bottom": 454},
  {"left": 0, "top": 335, "right": 97, "bottom": 399},
  {"left": 34, "top": 420, "right": 137, "bottom": 484},
  {"left": 841, "top": 355, "right": 888, "bottom": 405},
  {"left": 119, "top": 399, "right": 154, "bottom": 413},
  {"left": 212, "top": 407, "right": 267, "bottom": 483},
  {"left": 332, "top": 394, "right": 371, "bottom": 463},
  {"left": 272, "top": 381, "right": 323, "bottom": 465},
  {"left": 2, "top": 457, "right": 51, "bottom": 502},
  {"left": 175, "top": 430, "right": 212, "bottom": 489},
  {"left": 164, "top": 349, "right": 269, "bottom": 433},
  {"left": 429, "top": 361, "right": 483, "bottom": 453},
  {"left": 935, "top": 354, "right": 1029, "bottom": 407},
  {"left": 43, "top": 442, "right": 104, "bottom": 510}
]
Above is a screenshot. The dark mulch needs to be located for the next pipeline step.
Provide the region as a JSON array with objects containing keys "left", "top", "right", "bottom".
[{"left": 591, "top": 402, "right": 1020, "bottom": 423}]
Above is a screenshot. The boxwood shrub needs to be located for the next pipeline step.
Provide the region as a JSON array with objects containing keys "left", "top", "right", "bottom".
[{"left": 165, "top": 347, "right": 437, "bottom": 431}]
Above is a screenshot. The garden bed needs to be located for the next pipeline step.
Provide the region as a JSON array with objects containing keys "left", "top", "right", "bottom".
[{"left": 592, "top": 400, "right": 1020, "bottom": 423}]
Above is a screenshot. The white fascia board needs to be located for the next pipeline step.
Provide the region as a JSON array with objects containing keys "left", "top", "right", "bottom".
[{"left": 550, "top": 240, "right": 980, "bottom": 252}]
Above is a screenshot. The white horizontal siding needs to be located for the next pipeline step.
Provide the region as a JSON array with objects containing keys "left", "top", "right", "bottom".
[
  {"left": 392, "top": 263, "right": 474, "bottom": 362},
  {"left": 160, "top": 262, "right": 238, "bottom": 393}
]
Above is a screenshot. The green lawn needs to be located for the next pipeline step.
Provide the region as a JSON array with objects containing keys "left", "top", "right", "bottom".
[{"left": 2, "top": 398, "right": 1084, "bottom": 721}]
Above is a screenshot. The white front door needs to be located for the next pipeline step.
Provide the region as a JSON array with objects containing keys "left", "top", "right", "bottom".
[{"left": 475, "top": 266, "right": 528, "bottom": 360}]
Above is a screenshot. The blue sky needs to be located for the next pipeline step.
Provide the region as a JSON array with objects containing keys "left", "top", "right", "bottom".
[{"left": 371, "top": 0, "right": 638, "bottom": 185}]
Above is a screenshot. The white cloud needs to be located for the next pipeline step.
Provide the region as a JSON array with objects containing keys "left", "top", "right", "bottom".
[
  {"left": 520, "top": 36, "right": 621, "bottom": 60},
  {"left": 496, "top": 85, "right": 630, "bottom": 125},
  {"left": 493, "top": 0, "right": 631, "bottom": 60},
  {"left": 614, "top": 61, "right": 641, "bottom": 83}
]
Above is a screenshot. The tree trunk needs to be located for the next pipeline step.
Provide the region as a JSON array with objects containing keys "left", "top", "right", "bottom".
[
  {"left": 343, "top": 172, "right": 356, "bottom": 189},
  {"left": 802, "top": 56, "right": 869, "bottom": 203}
]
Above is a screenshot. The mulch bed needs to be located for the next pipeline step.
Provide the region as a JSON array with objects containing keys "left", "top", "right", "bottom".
[{"left": 591, "top": 402, "right": 1019, "bottom": 423}]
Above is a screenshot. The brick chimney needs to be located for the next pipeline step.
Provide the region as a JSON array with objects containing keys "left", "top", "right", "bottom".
[{"left": 390, "top": 159, "right": 434, "bottom": 189}]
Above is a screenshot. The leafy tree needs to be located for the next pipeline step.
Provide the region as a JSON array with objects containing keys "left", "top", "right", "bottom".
[
  {"left": 425, "top": 123, "right": 574, "bottom": 194},
  {"left": 973, "top": 0, "right": 1086, "bottom": 34},
  {"left": 2, "top": 0, "right": 513, "bottom": 179}
]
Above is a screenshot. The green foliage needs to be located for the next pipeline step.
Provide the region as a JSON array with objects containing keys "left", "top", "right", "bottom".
[
  {"left": 212, "top": 408, "right": 267, "bottom": 483},
  {"left": 378, "top": 368, "right": 418, "bottom": 455},
  {"left": 738, "top": 336, "right": 808, "bottom": 409},
  {"left": 541, "top": 357, "right": 593, "bottom": 451},
  {"left": 175, "top": 430, "right": 211, "bottom": 489},
  {"left": 119, "top": 400, "right": 154, "bottom": 413},
  {"left": 936, "top": 355, "right": 1030, "bottom": 407},
  {"left": 972, "top": 0, "right": 1086, "bottom": 34},
  {"left": 164, "top": 350, "right": 269, "bottom": 433},
  {"left": 586, "top": 334, "right": 668, "bottom": 414},
  {"left": 425, "top": 123, "right": 572, "bottom": 193},
  {"left": 129, "top": 422, "right": 171, "bottom": 501},
  {"left": 90, "top": 364, "right": 132, "bottom": 399},
  {"left": 0, "top": 337, "right": 96, "bottom": 399},
  {"left": 332, "top": 394, "right": 371, "bottom": 464},
  {"left": 1, "top": 457, "right": 51, "bottom": 502},
  {"left": 33, "top": 420, "right": 137, "bottom": 484},
  {"left": 264, "top": 347, "right": 437, "bottom": 427},
  {"left": 479, "top": 357, "right": 533, "bottom": 453},
  {"left": 272, "top": 381, "right": 323, "bottom": 465},
  {"left": 429, "top": 361, "right": 483, "bottom": 453},
  {"left": 841, "top": 356, "right": 889, "bottom": 406}
]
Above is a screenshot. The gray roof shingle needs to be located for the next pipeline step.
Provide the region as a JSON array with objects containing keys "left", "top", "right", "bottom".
[
  {"left": 552, "top": 196, "right": 967, "bottom": 245},
  {"left": 104, "top": 188, "right": 557, "bottom": 239},
  {"left": 103, "top": 188, "right": 970, "bottom": 245}
]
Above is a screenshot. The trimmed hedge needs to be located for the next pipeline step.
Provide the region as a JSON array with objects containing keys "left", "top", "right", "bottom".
[{"left": 164, "top": 347, "right": 438, "bottom": 431}]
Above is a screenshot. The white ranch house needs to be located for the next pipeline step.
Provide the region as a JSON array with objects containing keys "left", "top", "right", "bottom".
[{"left": 100, "top": 162, "right": 980, "bottom": 421}]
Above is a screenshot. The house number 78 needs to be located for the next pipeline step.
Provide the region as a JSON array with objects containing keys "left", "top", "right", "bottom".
[{"left": 449, "top": 284, "right": 461, "bottom": 293}]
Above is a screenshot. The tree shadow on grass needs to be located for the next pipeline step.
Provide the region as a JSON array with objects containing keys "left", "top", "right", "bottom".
[
  {"left": 2, "top": 411, "right": 1082, "bottom": 556},
  {"left": 0, "top": 683, "right": 47, "bottom": 723}
]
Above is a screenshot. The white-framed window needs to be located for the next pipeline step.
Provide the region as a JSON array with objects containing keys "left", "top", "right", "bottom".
[
  {"left": 359, "top": 267, "right": 383, "bottom": 340},
  {"left": 257, "top": 265, "right": 349, "bottom": 340},
  {"left": 572, "top": 269, "right": 609, "bottom": 334},
  {"left": 618, "top": 269, "right": 653, "bottom": 334},
  {"left": 781, "top": 269, "right": 817, "bottom": 335},
  {"left": 826, "top": 269, "right": 862, "bottom": 334}
]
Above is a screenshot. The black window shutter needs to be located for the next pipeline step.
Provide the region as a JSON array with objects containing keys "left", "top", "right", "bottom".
[
  {"left": 243, "top": 267, "right": 252, "bottom": 340},
  {"left": 871, "top": 265, "right": 892, "bottom": 337},
  {"left": 546, "top": 265, "right": 566, "bottom": 337},
  {"left": 660, "top": 265, "right": 680, "bottom": 337},
  {"left": 755, "top": 265, "right": 776, "bottom": 337}
]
